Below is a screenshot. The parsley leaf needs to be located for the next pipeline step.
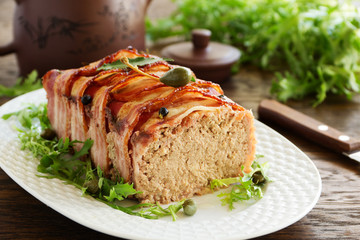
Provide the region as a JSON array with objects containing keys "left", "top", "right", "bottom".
[
  {"left": 2, "top": 103, "right": 50, "bottom": 129},
  {"left": 211, "top": 156, "right": 270, "bottom": 210},
  {"left": 98, "top": 57, "right": 173, "bottom": 71},
  {"left": 103, "top": 182, "right": 140, "bottom": 202},
  {"left": 37, "top": 138, "right": 93, "bottom": 182},
  {"left": 137, "top": 200, "right": 185, "bottom": 221},
  {"left": 0, "top": 70, "right": 42, "bottom": 97}
]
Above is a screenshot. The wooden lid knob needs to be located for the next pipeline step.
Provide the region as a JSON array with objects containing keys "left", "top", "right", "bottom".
[{"left": 191, "top": 29, "right": 211, "bottom": 49}]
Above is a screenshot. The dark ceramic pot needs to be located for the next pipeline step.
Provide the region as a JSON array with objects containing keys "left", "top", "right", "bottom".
[{"left": 0, "top": 0, "right": 151, "bottom": 76}]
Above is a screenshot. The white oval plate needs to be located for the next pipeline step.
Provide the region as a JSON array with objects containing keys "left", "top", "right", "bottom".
[{"left": 0, "top": 89, "right": 321, "bottom": 240}]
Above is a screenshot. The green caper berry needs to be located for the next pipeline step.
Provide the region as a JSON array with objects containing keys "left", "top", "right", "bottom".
[
  {"left": 252, "top": 171, "right": 266, "bottom": 185},
  {"left": 159, "top": 107, "right": 169, "bottom": 119},
  {"left": 83, "top": 179, "right": 99, "bottom": 194},
  {"left": 159, "top": 67, "right": 192, "bottom": 88},
  {"left": 81, "top": 94, "right": 92, "bottom": 105},
  {"left": 40, "top": 128, "right": 57, "bottom": 140},
  {"left": 183, "top": 199, "right": 197, "bottom": 216}
]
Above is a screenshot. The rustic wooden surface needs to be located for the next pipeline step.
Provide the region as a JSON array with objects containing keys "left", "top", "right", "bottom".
[{"left": 1, "top": 0, "right": 360, "bottom": 239}]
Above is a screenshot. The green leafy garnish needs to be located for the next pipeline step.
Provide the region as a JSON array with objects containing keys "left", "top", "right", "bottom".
[
  {"left": 211, "top": 156, "right": 270, "bottom": 210},
  {"left": 0, "top": 70, "right": 42, "bottom": 97},
  {"left": 2, "top": 104, "right": 189, "bottom": 220},
  {"left": 147, "top": 0, "right": 360, "bottom": 106},
  {"left": 36, "top": 138, "right": 93, "bottom": 183},
  {"left": 138, "top": 200, "right": 185, "bottom": 221},
  {"left": 98, "top": 57, "right": 173, "bottom": 71},
  {"left": 2, "top": 103, "right": 50, "bottom": 130}
]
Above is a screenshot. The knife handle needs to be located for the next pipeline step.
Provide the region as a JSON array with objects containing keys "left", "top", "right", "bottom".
[{"left": 258, "top": 99, "right": 360, "bottom": 153}]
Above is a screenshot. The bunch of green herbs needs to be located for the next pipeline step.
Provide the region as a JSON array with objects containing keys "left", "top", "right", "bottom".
[
  {"left": 211, "top": 156, "right": 270, "bottom": 210},
  {"left": 146, "top": 0, "right": 360, "bottom": 106},
  {"left": 0, "top": 70, "right": 42, "bottom": 97}
]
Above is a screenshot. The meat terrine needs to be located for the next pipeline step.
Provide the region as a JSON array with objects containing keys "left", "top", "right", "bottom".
[{"left": 42, "top": 48, "right": 256, "bottom": 204}]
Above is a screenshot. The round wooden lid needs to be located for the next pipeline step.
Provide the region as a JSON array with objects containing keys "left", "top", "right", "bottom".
[{"left": 161, "top": 29, "right": 241, "bottom": 82}]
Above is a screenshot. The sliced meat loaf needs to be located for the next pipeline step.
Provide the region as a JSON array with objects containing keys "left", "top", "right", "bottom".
[{"left": 42, "top": 48, "right": 256, "bottom": 204}]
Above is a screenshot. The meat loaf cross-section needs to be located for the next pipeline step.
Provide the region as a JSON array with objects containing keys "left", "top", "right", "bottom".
[{"left": 42, "top": 48, "right": 256, "bottom": 204}]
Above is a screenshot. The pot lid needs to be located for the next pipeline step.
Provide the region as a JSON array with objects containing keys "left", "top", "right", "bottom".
[{"left": 161, "top": 29, "right": 241, "bottom": 69}]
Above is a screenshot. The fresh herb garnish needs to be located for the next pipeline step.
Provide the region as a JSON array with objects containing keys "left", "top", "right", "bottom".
[
  {"left": 210, "top": 155, "right": 269, "bottom": 210},
  {"left": 101, "top": 56, "right": 194, "bottom": 88},
  {"left": 98, "top": 57, "right": 173, "bottom": 71},
  {"left": 2, "top": 103, "right": 50, "bottom": 130},
  {"left": 137, "top": 200, "right": 185, "bottom": 221},
  {"left": 0, "top": 70, "right": 42, "bottom": 97},
  {"left": 147, "top": 0, "right": 360, "bottom": 106},
  {"left": 1, "top": 104, "right": 190, "bottom": 220}
]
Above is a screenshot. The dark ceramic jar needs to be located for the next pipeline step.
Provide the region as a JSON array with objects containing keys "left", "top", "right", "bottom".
[{"left": 0, "top": 0, "right": 151, "bottom": 76}]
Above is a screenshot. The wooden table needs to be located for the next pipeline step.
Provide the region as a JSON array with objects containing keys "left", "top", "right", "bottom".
[{"left": 1, "top": 1, "right": 360, "bottom": 240}]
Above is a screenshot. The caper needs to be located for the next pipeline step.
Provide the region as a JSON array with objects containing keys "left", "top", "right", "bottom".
[
  {"left": 159, "top": 107, "right": 169, "bottom": 119},
  {"left": 182, "top": 199, "right": 197, "bottom": 216},
  {"left": 40, "top": 128, "right": 57, "bottom": 140},
  {"left": 81, "top": 94, "right": 92, "bottom": 105},
  {"left": 252, "top": 171, "right": 266, "bottom": 185},
  {"left": 83, "top": 178, "right": 99, "bottom": 194},
  {"left": 159, "top": 67, "right": 192, "bottom": 88}
]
